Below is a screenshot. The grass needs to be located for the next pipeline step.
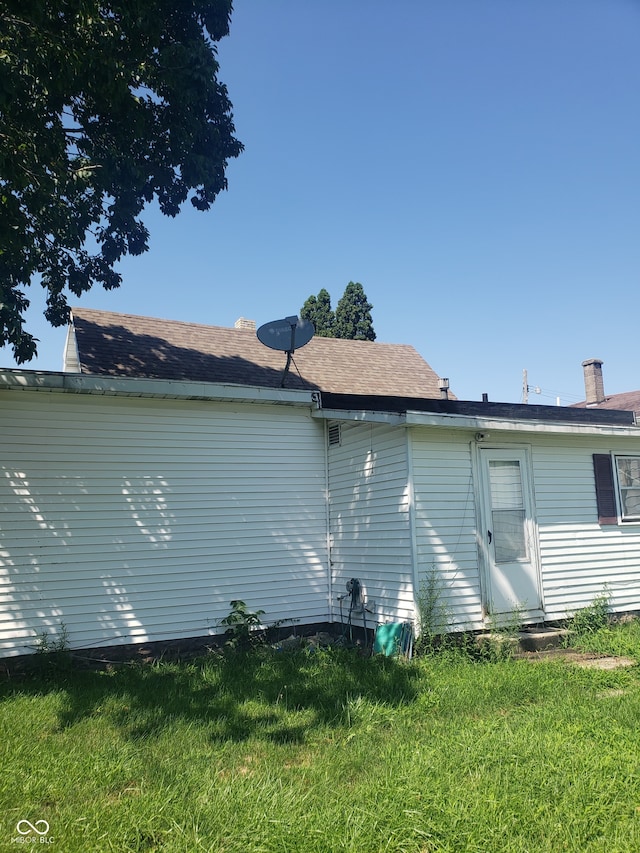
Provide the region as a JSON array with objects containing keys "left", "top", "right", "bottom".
[{"left": 1, "top": 627, "right": 640, "bottom": 852}]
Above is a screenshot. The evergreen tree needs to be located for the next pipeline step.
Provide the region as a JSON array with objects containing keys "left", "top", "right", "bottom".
[
  {"left": 334, "top": 281, "right": 376, "bottom": 341},
  {"left": 300, "top": 288, "right": 335, "bottom": 337}
]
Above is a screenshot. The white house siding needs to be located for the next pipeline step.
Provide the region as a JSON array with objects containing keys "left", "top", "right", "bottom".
[
  {"left": 0, "top": 391, "right": 328, "bottom": 657},
  {"left": 409, "top": 428, "right": 484, "bottom": 631},
  {"left": 410, "top": 426, "right": 640, "bottom": 630},
  {"left": 529, "top": 432, "right": 640, "bottom": 620},
  {"left": 327, "top": 421, "right": 414, "bottom": 627}
]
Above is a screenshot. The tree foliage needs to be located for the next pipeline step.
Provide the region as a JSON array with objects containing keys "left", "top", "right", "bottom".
[
  {"left": 0, "top": 0, "right": 243, "bottom": 362},
  {"left": 300, "top": 282, "right": 375, "bottom": 341},
  {"left": 300, "top": 287, "right": 335, "bottom": 337},
  {"left": 334, "top": 281, "right": 375, "bottom": 341}
]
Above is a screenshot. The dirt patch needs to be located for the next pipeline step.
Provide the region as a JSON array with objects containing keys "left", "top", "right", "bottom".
[
  {"left": 596, "top": 688, "right": 627, "bottom": 698},
  {"left": 521, "top": 648, "right": 636, "bottom": 669},
  {"left": 572, "top": 655, "right": 636, "bottom": 670}
]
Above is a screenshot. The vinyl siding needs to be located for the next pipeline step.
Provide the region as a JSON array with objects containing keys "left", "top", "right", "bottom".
[
  {"left": 410, "top": 429, "right": 483, "bottom": 630},
  {"left": 410, "top": 427, "right": 640, "bottom": 628},
  {"left": 0, "top": 392, "right": 328, "bottom": 657},
  {"left": 5, "top": 387, "right": 640, "bottom": 656},
  {"left": 327, "top": 422, "right": 414, "bottom": 626},
  {"left": 530, "top": 433, "right": 640, "bottom": 619}
]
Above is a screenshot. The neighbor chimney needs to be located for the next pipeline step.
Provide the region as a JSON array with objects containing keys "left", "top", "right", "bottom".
[
  {"left": 234, "top": 317, "right": 256, "bottom": 331},
  {"left": 582, "top": 358, "right": 605, "bottom": 405}
]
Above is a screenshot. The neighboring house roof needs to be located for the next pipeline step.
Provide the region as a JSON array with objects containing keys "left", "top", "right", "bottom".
[
  {"left": 571, "top": 358, "right": 640, "bottom": 414},
  {"left": 67, "top": 308, "right": 450, "bottom": 398},
  {"left": 572, "top": 390, "right": 640, "bottom": 414}
]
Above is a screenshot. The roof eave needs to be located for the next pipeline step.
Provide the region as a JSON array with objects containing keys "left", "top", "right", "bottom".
[
  {"left": 405, "top": 410, "right": 640, "bottom": 436},
  {"left": 313, "top": 406, "right": 640, "bottom": 436},
  {"left": 0, "top": 370, "right": 320, "bottom": 407},
  {"left": 312, "top": 407, "right": 406, "bottom": 425}
]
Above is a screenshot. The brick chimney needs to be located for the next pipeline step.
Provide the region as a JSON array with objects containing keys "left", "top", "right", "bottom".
[
  {"left": 582, "top": 358, "right": 605, "bottom": 405},
  {"left": 234, "top": 317, "right": 256, "bottom": 331}
]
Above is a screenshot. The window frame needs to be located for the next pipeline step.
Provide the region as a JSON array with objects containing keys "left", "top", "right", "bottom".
[{"left": 613, "top": 455, "right": 640, "bottom": 523}]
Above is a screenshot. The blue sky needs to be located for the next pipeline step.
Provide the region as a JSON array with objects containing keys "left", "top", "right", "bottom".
[{"left": 4, "top": 0, "right": 639, "bottom": 404}]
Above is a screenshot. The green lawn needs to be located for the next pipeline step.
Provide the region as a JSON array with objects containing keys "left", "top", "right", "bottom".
[{"left": 2, "top": 624, "right": 640, "bottom": 852}]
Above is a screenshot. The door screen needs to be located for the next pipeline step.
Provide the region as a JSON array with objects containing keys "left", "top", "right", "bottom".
[{"left": 488, "top": 460, "right": 527, "bottom": 563}]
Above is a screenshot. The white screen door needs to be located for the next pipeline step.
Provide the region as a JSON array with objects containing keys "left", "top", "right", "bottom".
[{"left": 478, "top": 447, "right": 542, "bottom": 617}]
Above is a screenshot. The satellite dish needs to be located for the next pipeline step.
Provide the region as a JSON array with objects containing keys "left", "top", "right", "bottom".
[
  {"left": 256, "top": 315, "right": 315, "bottom": 387},
  {"left": 257, "top": 315, "right": 314, "bottom": 352}
]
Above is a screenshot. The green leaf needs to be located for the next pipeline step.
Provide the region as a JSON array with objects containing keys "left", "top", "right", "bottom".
[{"left": 0, "top": 0, "right": 243, "bottom": 361}]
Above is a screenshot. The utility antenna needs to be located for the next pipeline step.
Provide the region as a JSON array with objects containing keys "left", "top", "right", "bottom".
[
  {"left": 256, "top": 315, "right": 315, "bottom": 387},
  {"left": 523, "top": 369, "right": 542, "bottom": 404}
]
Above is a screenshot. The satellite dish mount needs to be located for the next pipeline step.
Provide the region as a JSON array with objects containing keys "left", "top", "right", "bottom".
[{"left": 256, "top": 315, "right": 315, "bottom": 387}]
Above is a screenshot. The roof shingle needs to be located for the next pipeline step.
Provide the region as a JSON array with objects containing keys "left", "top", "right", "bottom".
[
  {"left": 572, "top": 390, "right": 640, "bottom": 415},
  {"left": 69, "top": 308, "right": 450, "bottom": 399}
]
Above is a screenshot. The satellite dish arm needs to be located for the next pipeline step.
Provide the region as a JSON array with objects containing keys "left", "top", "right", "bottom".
[
  {"left": 280, "top": 351, "right": 293, "bottom": 387},
  {"left": 280, "top": 316, "right": 297, "bottom": 387},
  {"left": 287, "top": 316, "right": 297, "bottom": 355}
]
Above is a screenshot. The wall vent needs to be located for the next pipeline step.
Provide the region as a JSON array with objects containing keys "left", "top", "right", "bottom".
[{"left": 328, "top": 422, "right": 341, "bottom": 447}]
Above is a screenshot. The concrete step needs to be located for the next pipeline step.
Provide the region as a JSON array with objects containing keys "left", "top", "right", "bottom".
[
  {"left": 476, "top": 627, "right": 569, "bottom": 654},
  {"left": 516, "top": 627, "right": 570, "bottom": 652}
]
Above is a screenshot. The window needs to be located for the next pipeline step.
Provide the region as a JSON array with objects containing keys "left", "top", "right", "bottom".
[
  {"left": 488, "top": 459, "right": 528, "bottom": 562},
  {"left": 615, "top": 456, "right": 640, "bottom": 521},
  {"left": 592, "top": 453, "right": 640, "bottom": 524}
]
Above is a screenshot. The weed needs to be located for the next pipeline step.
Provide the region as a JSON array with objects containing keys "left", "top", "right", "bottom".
[
  {"left": 219, "top": 600, "right": 266, "bottom": 649},
  {"left": 33, "top": 622, "right": 71, "bottom": 673},
  {"left": 414, "top": 564, "right": 452, "bottom": 654},
  {"left": 568, "top": 591, "right": 611, "bottom": 639},
  {"left": 479, "top": 604, "right": 525, "bottom": 661}
]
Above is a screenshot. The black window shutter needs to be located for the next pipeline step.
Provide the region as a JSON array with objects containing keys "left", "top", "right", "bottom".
[{"left": 593, "top": 454, "right": 617, "bottom": 525}]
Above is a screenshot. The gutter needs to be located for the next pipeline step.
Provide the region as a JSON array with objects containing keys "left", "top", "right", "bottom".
[
  {"left": 314, "top": 406, "right": 640, "bottom": 437},
  {"left": 403, "top": 410, "right": 640, "bottom": 438},
  {"left": 0, "top": 370, "right": 320, "bottom": 408}
]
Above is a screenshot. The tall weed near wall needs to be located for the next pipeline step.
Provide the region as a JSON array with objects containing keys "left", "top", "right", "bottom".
[{"left": 414, "top": 565, "right": 452, "bottom": 653}]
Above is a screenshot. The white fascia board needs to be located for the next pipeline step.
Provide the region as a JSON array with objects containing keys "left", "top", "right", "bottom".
[
  {"left": 404, "top": 410, "right": 640, "bottom": 437},
  {"left": 0, "top": 370, "right": 318, "bottom": 408},
  {"left": 62, "top": 324, "right": 80, "bottom": 373},
  {"left": 312, "top": 407, "right": 406, "bottom": 426}
]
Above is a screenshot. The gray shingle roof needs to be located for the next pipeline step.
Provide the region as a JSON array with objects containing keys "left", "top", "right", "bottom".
[{"left": 69, "top": 308, "right": 450, "bottom": 398}]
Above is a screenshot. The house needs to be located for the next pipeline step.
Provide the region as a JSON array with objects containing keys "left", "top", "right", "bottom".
[
  {"left": 1, "top": 309, "right": 640, "bottom": 658},
  {"left": 0, "top": 309, "right": 447, "bottom": 658}
]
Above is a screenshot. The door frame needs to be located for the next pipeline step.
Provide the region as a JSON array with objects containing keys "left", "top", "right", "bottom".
[{"left": 472, "top": 442, "right": 544, "bottom": 624}]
